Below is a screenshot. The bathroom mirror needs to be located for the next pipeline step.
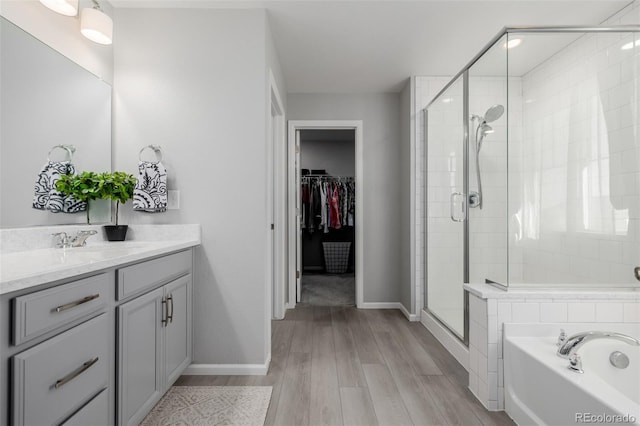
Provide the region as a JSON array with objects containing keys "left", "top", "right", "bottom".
[{"left": 0, "top": 17, "right": 112, "bottom": 228}]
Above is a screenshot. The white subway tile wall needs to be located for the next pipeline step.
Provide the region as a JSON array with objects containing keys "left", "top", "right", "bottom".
[
  {"left": 510, "top": 22, "right": 640, "bottom": 286},
  {"left": 415, "top": 76, "right": 452, "bottom": 319}
]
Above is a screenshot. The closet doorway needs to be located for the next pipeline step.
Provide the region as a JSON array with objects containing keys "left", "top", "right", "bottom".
[{"left": 287, "top": 121, "right": 363, "bottom": 308}]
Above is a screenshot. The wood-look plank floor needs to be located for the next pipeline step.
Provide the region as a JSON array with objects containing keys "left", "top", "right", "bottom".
[{"left": 175, "top": 306, "right": 514, "bottom": 426}]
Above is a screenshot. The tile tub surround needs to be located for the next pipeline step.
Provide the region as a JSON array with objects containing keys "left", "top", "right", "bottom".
[
  {"left": 465, "top": 283, "right": 640, "bottom": 411},
  {"left": 0, "top": 224, "right": 201, "bottom": 294}
]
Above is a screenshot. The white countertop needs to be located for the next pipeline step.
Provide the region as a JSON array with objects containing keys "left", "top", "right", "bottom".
[{"left": 0, "top": 224, "right": 200, "bottom": 295}]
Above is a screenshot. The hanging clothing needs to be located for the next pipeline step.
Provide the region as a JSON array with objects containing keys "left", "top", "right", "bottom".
[
  {"left": 300, "top": 176, "right": 355, "bottom": 234},
  {"left": 329, "top": 183, "right": 341, "bottom": 229}
]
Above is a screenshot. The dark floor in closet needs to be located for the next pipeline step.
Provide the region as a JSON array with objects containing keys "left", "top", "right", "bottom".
[{"left": 301, "top": 273, "right": 355, "bottom": 306}]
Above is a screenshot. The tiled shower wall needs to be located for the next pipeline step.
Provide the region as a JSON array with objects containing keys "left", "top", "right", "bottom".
[
  {"left": 469, "top": 77, "right": 523, "bottom": 285},
  {"left": 416, "top": 76, "right": 523, "bottom": 325},
  {"left": 415, "top": 76, "right": 451, "bottom": 315},
  {"left": 418, "top": 3, "right": 640, "bottom": 299},
  {"left": 511, "top": 9, "right": 640, "bottom": 285}
]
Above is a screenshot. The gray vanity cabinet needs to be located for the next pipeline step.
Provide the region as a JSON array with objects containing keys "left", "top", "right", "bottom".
[
  {"left": 117, "top": 269, "right": 192, "bottom": 426},
  {"left": 2, "top": 248, "right": 194, "bottom": 426}
]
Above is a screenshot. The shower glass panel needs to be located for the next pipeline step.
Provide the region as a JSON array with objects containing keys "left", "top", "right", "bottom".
[
  {"left": 425, "top": 76, "right": 465, "bottom": 339},
  {"left": 424, "top": 25, "right": 639, "bottom": 345},
  {"left": 468, "top": 34, "right": 509, "bottom": 287},
  {"left": 507, "top": 30, "right": 640, "bottom": 286}
]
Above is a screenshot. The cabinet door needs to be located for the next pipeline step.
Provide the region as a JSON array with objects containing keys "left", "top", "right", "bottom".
[
  {"left": 118, "top": 287, "right": 164, "bottom": 426},
  {"left": 164, "top": 274, "right": 192, "bottom": 387}
]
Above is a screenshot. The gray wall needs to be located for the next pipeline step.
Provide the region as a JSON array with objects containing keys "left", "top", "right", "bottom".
[
  {"left": 301, "top": 136, "right": 355, "bottom": 176},
  {"left": 113, "top": 8, "right": 280, "bottom": 365},
  {"left": 399, "top": 80, "right": 412, "bottom": 314},
  {"left": 288, "top": 93, "right": 402, "bottom": 303}
]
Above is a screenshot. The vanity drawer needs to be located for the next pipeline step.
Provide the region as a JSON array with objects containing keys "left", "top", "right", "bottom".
[
  {"left": 12, "top": 314, "right": 109, "bottom": 426},
  {"left": 13, "top": 273, "right": 109, "bottom": 345},
  {"left": 117, "top": 250, "right": 191, "bottom": 300},
  {"left": 61, "top": 387, "right": 109, "bottom": 426}
]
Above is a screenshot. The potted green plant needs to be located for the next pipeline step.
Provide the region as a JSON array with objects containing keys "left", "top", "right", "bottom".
[
  {"left": 56, "top": 171, "right": 102, "bottom": 224},
  {"left": 98, "top": 171, "right": 136, "bottom": 241}
]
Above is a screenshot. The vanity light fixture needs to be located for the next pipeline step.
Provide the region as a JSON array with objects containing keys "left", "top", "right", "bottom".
[
  {"left": 39, "top": 0, "right": 78, "bottom": 16},
  {"left": 80, "top": 0, "right": 113, "bottom": 45}
]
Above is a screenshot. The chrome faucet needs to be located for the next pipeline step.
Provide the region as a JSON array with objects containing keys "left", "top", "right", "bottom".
[
  {"left": 557, "top": 331, "right": 640, "bottom": 374},
  {"left": 52, "top": 230, "right": 98, "bottom": 248},
  {"left": 72, "top": 230, "right": 98, "bottom": 247}
]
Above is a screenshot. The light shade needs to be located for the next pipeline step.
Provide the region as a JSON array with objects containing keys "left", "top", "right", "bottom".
[
  {"left": 80, "top": 7, "right": 113, "bottom": 45},
  {"left": 39, "top": 0, "right": 78, "bottom": 16}
]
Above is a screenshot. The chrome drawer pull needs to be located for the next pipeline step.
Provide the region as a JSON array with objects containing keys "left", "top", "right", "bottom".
[
  {"left": 54, "top": 294, "right": 100, "bottom": 313},
  {"left": 54, "top": 357, "right": 99, "bottom": 389},
  {"left": 167, "top": 294, "right": 174, "bottom": 324}
]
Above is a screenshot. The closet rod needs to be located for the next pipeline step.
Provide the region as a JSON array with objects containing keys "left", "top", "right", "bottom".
[{"left": 301, "top": 175, "right": 354, "bottom": 178}]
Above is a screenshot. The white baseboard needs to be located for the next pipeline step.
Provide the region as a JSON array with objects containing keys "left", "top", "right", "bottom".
[
  {"left": 184, "top": 357, "right": 271, "bottom": 376},
  {"left": 359, "top": 302, "right": 418, "bottom": 321},
  {"left": 420, "top": 309, "right": 468, "bottom": 371},
  {"left": 398, "top": 302, "right": 419, "bottom": 322}
]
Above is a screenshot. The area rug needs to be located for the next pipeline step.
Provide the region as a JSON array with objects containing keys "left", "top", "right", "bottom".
[
  {"left": 140, "top": 386, "right": 272, "bottom": 426},
  {"left": 301, "top": 273, "right": 355, "bottom": 306}
]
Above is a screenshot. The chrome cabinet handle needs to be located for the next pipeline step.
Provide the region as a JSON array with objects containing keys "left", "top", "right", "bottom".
[
  {"left": 54, "top": 294, "right": 100, "bottom": 313},
  {"left": 450, "top": 192, "right": 466, "bottom": 222},
  {"left": 167, "top": 294, "right": 174, "bottom": 324},
  {"left": 54, "top": 357, "right": 99, "bottom": 389},
  {"left": 161, "top": 297, "right": 168, "bottom": 326}
]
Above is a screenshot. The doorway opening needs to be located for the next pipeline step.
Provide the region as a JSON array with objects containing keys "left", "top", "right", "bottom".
[
  {"left": 299, "top": 129, "right": 355, "bottom": 306},
  {"left": 287, "top": 121, "right": 364, "bottom": 310}
]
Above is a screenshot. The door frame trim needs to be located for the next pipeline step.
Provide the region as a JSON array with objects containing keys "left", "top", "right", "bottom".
[
  {"left": 287, "top": 120, "right": 364, "bottom": 308},
  {"left": 268, "top": 71, "right": 286, "bottom": 322}
]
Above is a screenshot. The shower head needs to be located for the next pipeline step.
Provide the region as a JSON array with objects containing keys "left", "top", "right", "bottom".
[{"left": 483, "top": 104, "right": 504, "bottom": 123}]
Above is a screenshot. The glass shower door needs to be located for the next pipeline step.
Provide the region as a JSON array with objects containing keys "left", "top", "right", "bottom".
[{"left": 426, "top": 75, "right": 466, "bottom": 340}]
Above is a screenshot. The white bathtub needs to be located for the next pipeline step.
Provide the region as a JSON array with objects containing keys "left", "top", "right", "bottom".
[{"left": 504, "top": 324, "right": 640, "bottom": 426}]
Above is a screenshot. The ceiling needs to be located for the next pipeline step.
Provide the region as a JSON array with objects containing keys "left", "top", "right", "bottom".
[{"left": 109, "top": 0, "right": 635, "bottom": 93}]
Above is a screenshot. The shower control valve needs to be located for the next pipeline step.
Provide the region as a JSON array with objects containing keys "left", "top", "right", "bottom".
[{"left": 468, "top": 192, "right": 481, "bottom": 208}]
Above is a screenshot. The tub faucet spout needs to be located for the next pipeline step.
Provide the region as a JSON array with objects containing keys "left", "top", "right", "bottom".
[{"left": 557, "top": 331, "right": 640, "bottom": 359}]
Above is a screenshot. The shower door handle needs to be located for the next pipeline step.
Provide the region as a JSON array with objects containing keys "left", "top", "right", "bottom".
[{"left": 450, "top": 192, "right": 466, "bottom": 222}]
